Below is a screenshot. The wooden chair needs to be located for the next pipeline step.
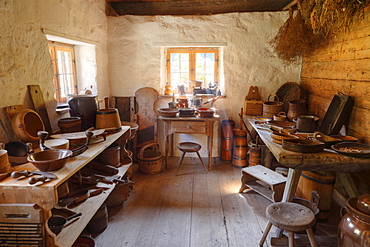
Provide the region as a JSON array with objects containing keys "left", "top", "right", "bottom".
[
  {"left": 259, "top": 202, "right": 317, "bottom": 247},
  {"left": 176, "top": 142, "right": 207, "bottom": 175}
]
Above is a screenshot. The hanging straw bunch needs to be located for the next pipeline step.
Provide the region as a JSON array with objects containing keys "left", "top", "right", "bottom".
[
  {"left": 270, "top": 9, "right": 317, "bottom": 63},
  {"left": 308, "top": 0, "right": 370, "bottom": 36}
]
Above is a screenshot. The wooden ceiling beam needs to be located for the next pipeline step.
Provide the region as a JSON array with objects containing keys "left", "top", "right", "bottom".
[{"left": 107, "top": 0, "right": 292, "bottom": 15}]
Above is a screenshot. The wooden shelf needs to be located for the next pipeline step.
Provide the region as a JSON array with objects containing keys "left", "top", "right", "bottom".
[
  {"left": 245, "top": 181, "right": 274, "bottom": 202},
  {"left": 0, "top": 127, "right": 131, "bottom": 247},
  {"left": 56, "top": 164, "right": 131, "bottom": 247}
]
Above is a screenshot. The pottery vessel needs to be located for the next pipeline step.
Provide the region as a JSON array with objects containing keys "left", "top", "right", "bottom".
[
  {"left": 287, "top": 99, "right": 307, "bottom": 121},
  {"left": 338, "top": 197, "right": 370, "bottom": 247}
]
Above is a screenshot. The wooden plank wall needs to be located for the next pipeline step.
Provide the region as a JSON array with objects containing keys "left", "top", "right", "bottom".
[{"left": 300, "top": 7, "right": 370, "bottom": 197}]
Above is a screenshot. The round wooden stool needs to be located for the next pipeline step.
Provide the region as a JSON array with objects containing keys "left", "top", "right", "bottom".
[
  {"left": 176, "top": 142, "right": 207, "bottom": 175},
  {"left": 259, "top": 202, "right": 317, "bottom": 247}
]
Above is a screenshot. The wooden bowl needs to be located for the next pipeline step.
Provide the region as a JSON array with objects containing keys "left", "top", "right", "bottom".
[
  {"left": 27, "top": 149, "right": 73, "bottom": 171},
  {"left": 196, "top": 108, "right": 214, "bottom": 118},
  {"left": 282, "top": 139, "right": 325, "bottom": 153},
  {"left": 12, "top": 109, "right": 45, "bottom": 143},
  {"left": 157, "top": 108, "right": 178, "bottom": 117}
]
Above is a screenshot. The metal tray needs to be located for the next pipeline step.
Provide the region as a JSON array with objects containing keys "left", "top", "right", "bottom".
[{"left": 331, "top": 142, "right": 370, "bottom": 158}]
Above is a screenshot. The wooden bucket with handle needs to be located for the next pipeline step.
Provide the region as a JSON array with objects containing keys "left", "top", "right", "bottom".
[{"left": 138, "top": 143, "right": 163, "bottom": 174}]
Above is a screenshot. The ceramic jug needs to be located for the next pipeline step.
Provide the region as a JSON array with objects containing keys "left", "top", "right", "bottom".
[{"left": 287, "top": 99, "right": 307, "bottom": 121}]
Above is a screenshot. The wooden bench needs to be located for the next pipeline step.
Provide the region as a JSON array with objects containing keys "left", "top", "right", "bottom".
[{"left": 239, "top": 165, "right": 287, "bottom": 202}]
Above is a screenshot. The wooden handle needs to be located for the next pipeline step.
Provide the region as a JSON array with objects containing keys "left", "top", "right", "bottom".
[
  {"left": 104, "top": 96, "right": 109, "bottom": 109},
  {"left": 11, "top": 170, "right": 30, "bottom": 179},
  {"left": 240, "top": 108, "right": 243, "bottom": 130},
  {"left": 28, "top": 175, "right": 48, "bottom": 185},
  {"left": 138, "top": 143, "right": 160, "bottom": 158}
]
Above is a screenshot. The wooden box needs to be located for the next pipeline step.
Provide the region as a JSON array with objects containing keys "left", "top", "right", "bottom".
[{"left": 244, "top": 100, "right": 263, "bottom": 116}]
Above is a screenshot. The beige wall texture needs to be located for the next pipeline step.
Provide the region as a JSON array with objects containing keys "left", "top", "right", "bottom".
[
  {"left": 0, "top": 0, "right": 108, "bottom": 134},
  {"left": 107, "top": 12, "right": 302, "bottom": 123}
]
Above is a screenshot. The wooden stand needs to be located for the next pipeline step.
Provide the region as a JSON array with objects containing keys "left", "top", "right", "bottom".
[{"left": 239, "top": 165, "right": 287, "bottom": 202}]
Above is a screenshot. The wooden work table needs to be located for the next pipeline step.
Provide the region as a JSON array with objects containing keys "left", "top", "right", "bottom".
[
  {"left": 0, "top": 127, "right": 131, "bottom": 247},
  {"left": 159, "top": 115, "right": 219, "bottom": 170},
  {"left": 245, "top": 116, "right": 370, "bottom": 241},
  {"left": 245, "top": 116, "right": 370, "bottom": 201}
]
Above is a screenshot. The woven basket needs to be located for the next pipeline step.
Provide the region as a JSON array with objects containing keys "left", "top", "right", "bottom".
[{"left": 262, "top": 94, "right": 284, "bottom": 118}]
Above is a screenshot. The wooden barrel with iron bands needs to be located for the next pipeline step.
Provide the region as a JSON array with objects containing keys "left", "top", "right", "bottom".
[
  {"left": 221, "top": 118, "right": 235, "bottom": 161},
  {"left": 248, "top": 142, "right": 261, "bottom": 167},
  {"left": 96, "top": 97, "right": 122, "bottom": 132},
  {"left": 232, "top": 129, "right": 248, "bottom": 167},
  {"left": 296, "top": 171, "right": 336, "bottom": 221}
]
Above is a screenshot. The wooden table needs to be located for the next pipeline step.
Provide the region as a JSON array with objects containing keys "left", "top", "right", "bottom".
[
  {"left": 245, "top": 116, "right": 370, "bottom": 240},
  {"left": 159, "top": 116, "right": 219, "bottom": 170}
]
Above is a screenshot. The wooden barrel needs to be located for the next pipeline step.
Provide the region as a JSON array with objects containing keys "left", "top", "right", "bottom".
[
  {"left": 248, "top": 142, "right": 261, "bottom": 167},
  {"left": 97, "top": 143, "right": 121, "bottom": 167},
  {"left": 232, "top": 129, "right": 248, "bottom": 167},
  {"left": 96, "top": 97, "right": 122, "bottom": 132},
  {"left": 138, "top": 143, "right": 163, "bottom": 174},
  {"left": 221, "top": 118, "right": 235, "bottom": 161},
  {"left": 87, "top": 203, "right": 108, "bottom": 233},
  {"left": 58, "top": 117, "right": 82, "bottom": 133},
  {"left": 296, "top": 171, "right": 336, "bottom": 221}
]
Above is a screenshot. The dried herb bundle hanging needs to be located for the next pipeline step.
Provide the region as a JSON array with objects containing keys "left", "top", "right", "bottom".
[
  {"left": 308, "top": 0, "right": 370, "bottom": 35},
  {"left": 271, "top": 10, "right": 317, "bottom": 63}
]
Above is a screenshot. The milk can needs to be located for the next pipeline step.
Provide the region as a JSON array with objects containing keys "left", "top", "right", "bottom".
[{"left": 338, "top": 197, "right": 370, "bottom": 247}]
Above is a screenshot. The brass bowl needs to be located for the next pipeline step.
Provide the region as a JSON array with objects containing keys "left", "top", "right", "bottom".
[{"left": 27, "top": 149, "right": 73, "bottom": 171}]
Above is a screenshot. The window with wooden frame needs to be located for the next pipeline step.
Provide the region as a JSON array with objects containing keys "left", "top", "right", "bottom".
[
  {"left": 167, "top": 48, "right": 219, "bottom": 94},
  {"left": 48, "top": 42, "right": 77, "bottom": 103}
]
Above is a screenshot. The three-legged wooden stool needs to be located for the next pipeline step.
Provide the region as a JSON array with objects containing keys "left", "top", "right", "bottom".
[
  {"left": 176, "top": 142, "right": 207, "bottom": 175},
  {"left": 259, "top": 202, "right": 317, "bottom": 247}
]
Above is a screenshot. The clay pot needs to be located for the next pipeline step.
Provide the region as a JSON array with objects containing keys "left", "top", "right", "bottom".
[
  {"left": 294, "top": 115, "right": 319, "bottom": 133},
  {"left": 287, "top": 99, "right": 307, "bottom": 121},
  {"left": 357, "top": 194, "right": 370, "bottom": 215},
  {"left": 67, "top": 95, "right": 98, "bottom": 130},
  {"left": 338, "top": 197, "right": 370, "bottom": 247}
]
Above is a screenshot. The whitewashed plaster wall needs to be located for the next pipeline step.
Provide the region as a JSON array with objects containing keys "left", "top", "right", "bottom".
[
  {"left": 107, "top": 12, "right": 301, "bottom": 124},
  {"left": 107, "top": 13, "right": 301, "bottom": 157},
  {"left": 0, "top": 0, "right": 108, "bottom": 134}
]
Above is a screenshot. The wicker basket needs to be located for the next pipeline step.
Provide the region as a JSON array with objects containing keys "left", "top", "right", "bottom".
[{"left": 262, "top": 94, "right": 284, "bottom": 118}]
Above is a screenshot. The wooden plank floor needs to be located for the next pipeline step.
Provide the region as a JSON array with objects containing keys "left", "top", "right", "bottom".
[{"left": 93, "top": 157, "right": 339, "bottom": 247}]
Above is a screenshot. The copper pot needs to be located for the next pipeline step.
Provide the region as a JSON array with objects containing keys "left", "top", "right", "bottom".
[{"left": 338, "top": 197, "right": 370, "bottom": 247}]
